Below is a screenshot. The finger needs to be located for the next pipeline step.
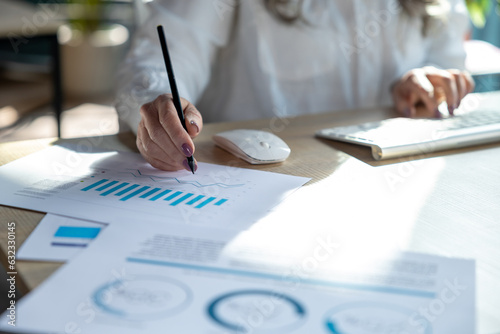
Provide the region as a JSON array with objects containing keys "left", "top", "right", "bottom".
[
  {"left": 412, "top": 71, "right": 439, "bottom": 114},
  {"left": 155, "top": 95, "right": 196, "bottom": 157},
  {"left": 139, "top": 102, "right": 172, "bottom": 157},
  {"left": 138, "top": 115, "right": 188, "bottom": 169},
  {"left": 149, "top": 155, "right": 182, "bottom": 171},
  {"left": 463, "top": 70, "right": 475, "bottom": 94},
  {"left": 181, "top": 98, "right": 203, "bottom": 138},
  {"left": 136, "top": 119, "right": 148, "bottom": 153},
  {"left": 137, "top": 134, "right": 182, "bottom": 171},
  {"left": 393, "top": 88, "right": 418, "bottom": 117},
  {"left": 427, "top": 70, "right": 458, "bottom": 114},
  {"left": 448, "top": 70, "right": 467, "bottom": 101}
]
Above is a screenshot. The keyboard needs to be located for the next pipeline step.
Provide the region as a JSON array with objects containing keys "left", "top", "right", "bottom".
[{"left": 316, "top": 110, "right": 500, "bottom": 160}]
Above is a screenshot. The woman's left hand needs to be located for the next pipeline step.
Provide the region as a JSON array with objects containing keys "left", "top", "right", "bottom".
[{"left": 392, "top": 66, "right": 475, "bottom": 117}]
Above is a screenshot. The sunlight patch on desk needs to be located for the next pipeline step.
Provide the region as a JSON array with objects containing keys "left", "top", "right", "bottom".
[{"left": 222, "top": 156, "right": 447, "bottom": 277}]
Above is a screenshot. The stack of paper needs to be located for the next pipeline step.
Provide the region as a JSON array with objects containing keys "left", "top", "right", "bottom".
[{"left": 0, "top": 145, "right": 475, "bottom": 333}]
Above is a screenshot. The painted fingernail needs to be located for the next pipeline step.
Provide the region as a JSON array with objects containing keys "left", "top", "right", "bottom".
[
  {"left": 182, "top": 159, "right": 198, "bottom": 172},
  {"left": 181, "top": 143, "right": 193, "bottom": 157},
  {"left": 189, "top": 120, "right": 200, "bottom": 134},
  {"left": 182, "top": 159, "right": 191, "bottom": 172},
  {"left": 448, "top": 105, "right": 455, "bottom": 115},
  {"left": 404, "top": 108, "right": 411, "bottom": 117}
]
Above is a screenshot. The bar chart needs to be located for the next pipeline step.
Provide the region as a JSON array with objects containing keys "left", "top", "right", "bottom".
[
  {"left": 81, "top": 178, "right": 229, "bottom": 209},
  {"left": 0, "top": 145, "right": 309, "bottom": 228}
]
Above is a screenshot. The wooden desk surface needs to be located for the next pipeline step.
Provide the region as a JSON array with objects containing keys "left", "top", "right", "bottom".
[{"left": 1, "top": 93, "right": 500, "bottom": 333}]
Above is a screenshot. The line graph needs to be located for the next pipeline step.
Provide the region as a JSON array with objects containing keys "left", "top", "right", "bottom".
[{"left": 118, "top": 169, "right": 245, "bottom": 189}]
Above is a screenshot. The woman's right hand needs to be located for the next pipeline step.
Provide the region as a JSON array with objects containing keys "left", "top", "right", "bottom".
[{"left": 136, "top": 94, "right": 203, "bottom": 172}]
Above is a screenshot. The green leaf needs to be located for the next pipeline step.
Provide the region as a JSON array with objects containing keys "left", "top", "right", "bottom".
[{"left": 466, "top": 0, "right": 491, "bottom": 27}]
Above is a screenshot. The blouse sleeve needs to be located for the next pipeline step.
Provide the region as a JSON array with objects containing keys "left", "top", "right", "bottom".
[
  {"left": 424, "top": 0, "right": 470, "bottom": 70},
  {"left": 115, "top": 0, "right": 236, "bottom": 133}
]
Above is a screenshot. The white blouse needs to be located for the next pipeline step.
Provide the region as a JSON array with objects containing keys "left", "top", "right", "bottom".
[{"left": 115, "top": 0, "right": 469, "bottom": 133}]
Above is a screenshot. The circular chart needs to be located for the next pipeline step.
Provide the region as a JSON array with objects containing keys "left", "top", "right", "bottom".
[
  {"left": 324, "top": 301, "right": 432, "bottom": 334},
  {"left": 207, "top": 289, "right": 307, "bottom": 333},
  {"left": 92, "top": 275, "right": 192, "bottom": 321}
]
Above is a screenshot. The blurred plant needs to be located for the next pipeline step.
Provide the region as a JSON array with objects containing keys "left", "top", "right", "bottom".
[
  {"left": 67, "top": 0, "right": 107, "bottom": 34},
  {"left": 466, "top": 0, "right": 500, "bottom": 28}
]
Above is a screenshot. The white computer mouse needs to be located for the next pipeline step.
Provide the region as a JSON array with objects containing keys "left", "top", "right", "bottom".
[{"left": 212, "top": 129, "right": 291, "bottom": 164}]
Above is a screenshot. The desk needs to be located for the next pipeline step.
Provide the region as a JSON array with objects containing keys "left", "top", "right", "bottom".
[{"left": 1, "top": 92, "right": 500, "bottom": 333}]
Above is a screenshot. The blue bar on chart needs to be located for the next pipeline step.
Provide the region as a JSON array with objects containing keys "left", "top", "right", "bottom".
[
  {"left": 81, "top": 179, "right": 109, "bottom": 191},
  {"left": 101, "top": 182, "right": 129, "bottom": 196},
  {"left": 120, "top": 186, "right": 150, "bottom": 201},
  {"left": 186, "top": 195, "right": 204, "bottom": 205},
  {"left": 96, "top": 180, "right": 119, "bottom": 191},
  {"left": 115, "top": 184, "right": 140, "bottom": 196},
  {"left": 170, "top": 193, "right": 193, "bottom": 206},
  {"left": 140, "top": 188, "right": 161, "bottom": 199},
  {"left": 195, "top": 197, "right": 216, "bottom": 209},
  {"left": 150, "top": 189, "right": 172, "bottom": 201},
  {"left": 54, "top": 226, "right": 101, "bottom": 239},
  {"left": 215, "top": 199, "right": 228, "bottom": 206},
  {"left": 165, "top": 191, "right": 182, "bottom": 201},
  {"left": 79, "top": 178, "right": 229, "bottom": 209}
]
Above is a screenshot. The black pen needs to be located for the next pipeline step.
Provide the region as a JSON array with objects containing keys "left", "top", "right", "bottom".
[{"left": 157, "top": 25, "right": 195, "bottom": 174}]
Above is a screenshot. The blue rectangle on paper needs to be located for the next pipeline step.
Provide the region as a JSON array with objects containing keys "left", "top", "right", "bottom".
[
  {"left": 96, "top": 180, "right": 119, "bottom": 191},
  {"left": 195, "top": 197, "right": 216, "bottom": 209},
  {"left": 81, "top": 179, "right": 108, "bottom": 191},
  {"left": 186, "top": 195, "right": 204, "bottom": 205},
  {"left": 120, "top": 186, "right": 150, "bottom": 201},
  {"left": 115, "top": 184, "right": 139, "bottom": 196},
  {"left": 170, "top": 193, "right": 193, "bottom": 206},
  {"left": 164, "top": 191, "right": 182, "bottom": 201},
  {"left": 54, "top": 226, "right": 101, "bottom": 239},
  {"left": 214, "top": 199, "right": 228, "bottom": 206},
  {"left": 101, "top": 182, "right": 129, "bottom": 196},
  {"left": 140, "top": 188, "right": 161, "bottom": 199},
  {"left": 150, "top": 189, "right": 172, "bottom": 201}
]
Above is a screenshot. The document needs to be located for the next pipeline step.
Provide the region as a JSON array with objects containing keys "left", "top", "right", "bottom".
[
  {"left": 17, "top": 214, "right": 106, "bottom": 262},
  {"left": 0, "top": 145, "right": 309, "bottom": 229},
  {"left": 1, "top": 219, "right": 475, "bottom": 333}
]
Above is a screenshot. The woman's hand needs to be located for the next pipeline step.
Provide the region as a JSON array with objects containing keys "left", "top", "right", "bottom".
[
  {"left": 392, "top": 66, "right": 475, "bottom": 117},
  {"left": 136, "top": 94, "right": 203, "bottom": 171}
]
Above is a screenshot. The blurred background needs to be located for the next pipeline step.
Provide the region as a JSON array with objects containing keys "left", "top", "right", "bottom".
[
  {"left": 0, "top": 0, "right": 499, "bottom": 144},
  {"left": 0, "top": 0, "right": 141, "bottom": 142}
]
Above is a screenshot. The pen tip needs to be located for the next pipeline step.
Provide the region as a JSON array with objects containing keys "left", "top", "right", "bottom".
[{"left": 188, "top": 160, "right": 195, "bottom": 174}]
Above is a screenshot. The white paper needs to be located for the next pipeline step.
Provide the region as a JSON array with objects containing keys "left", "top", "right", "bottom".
[
  {"left": 1, "top": 219, "right": 475, "bottom": 333},
  {"left": 17, "top": 214, "right": 106, "bottom": 262},
  {"left": 0, "top": 145, "right": 310, "bottom": 229}
]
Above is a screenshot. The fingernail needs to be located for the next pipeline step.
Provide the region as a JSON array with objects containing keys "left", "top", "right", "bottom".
[
  {"left": 182, "top": 159, "right": 198, "bottom": 172},
  {"left": 182, "top": 159, "right": 191, "bottom": 172},
  {"left": 181, "top": 143, "right": 193, "bottom": 157},
  {"left": 448, "top": 105, "right": 455, "bottom": 115},
  {"left": 189, "top": 120, "right": 200, "bottom": 134},
  {"left": 404, "top": 108, "right": 411, "bottom": 117}
]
